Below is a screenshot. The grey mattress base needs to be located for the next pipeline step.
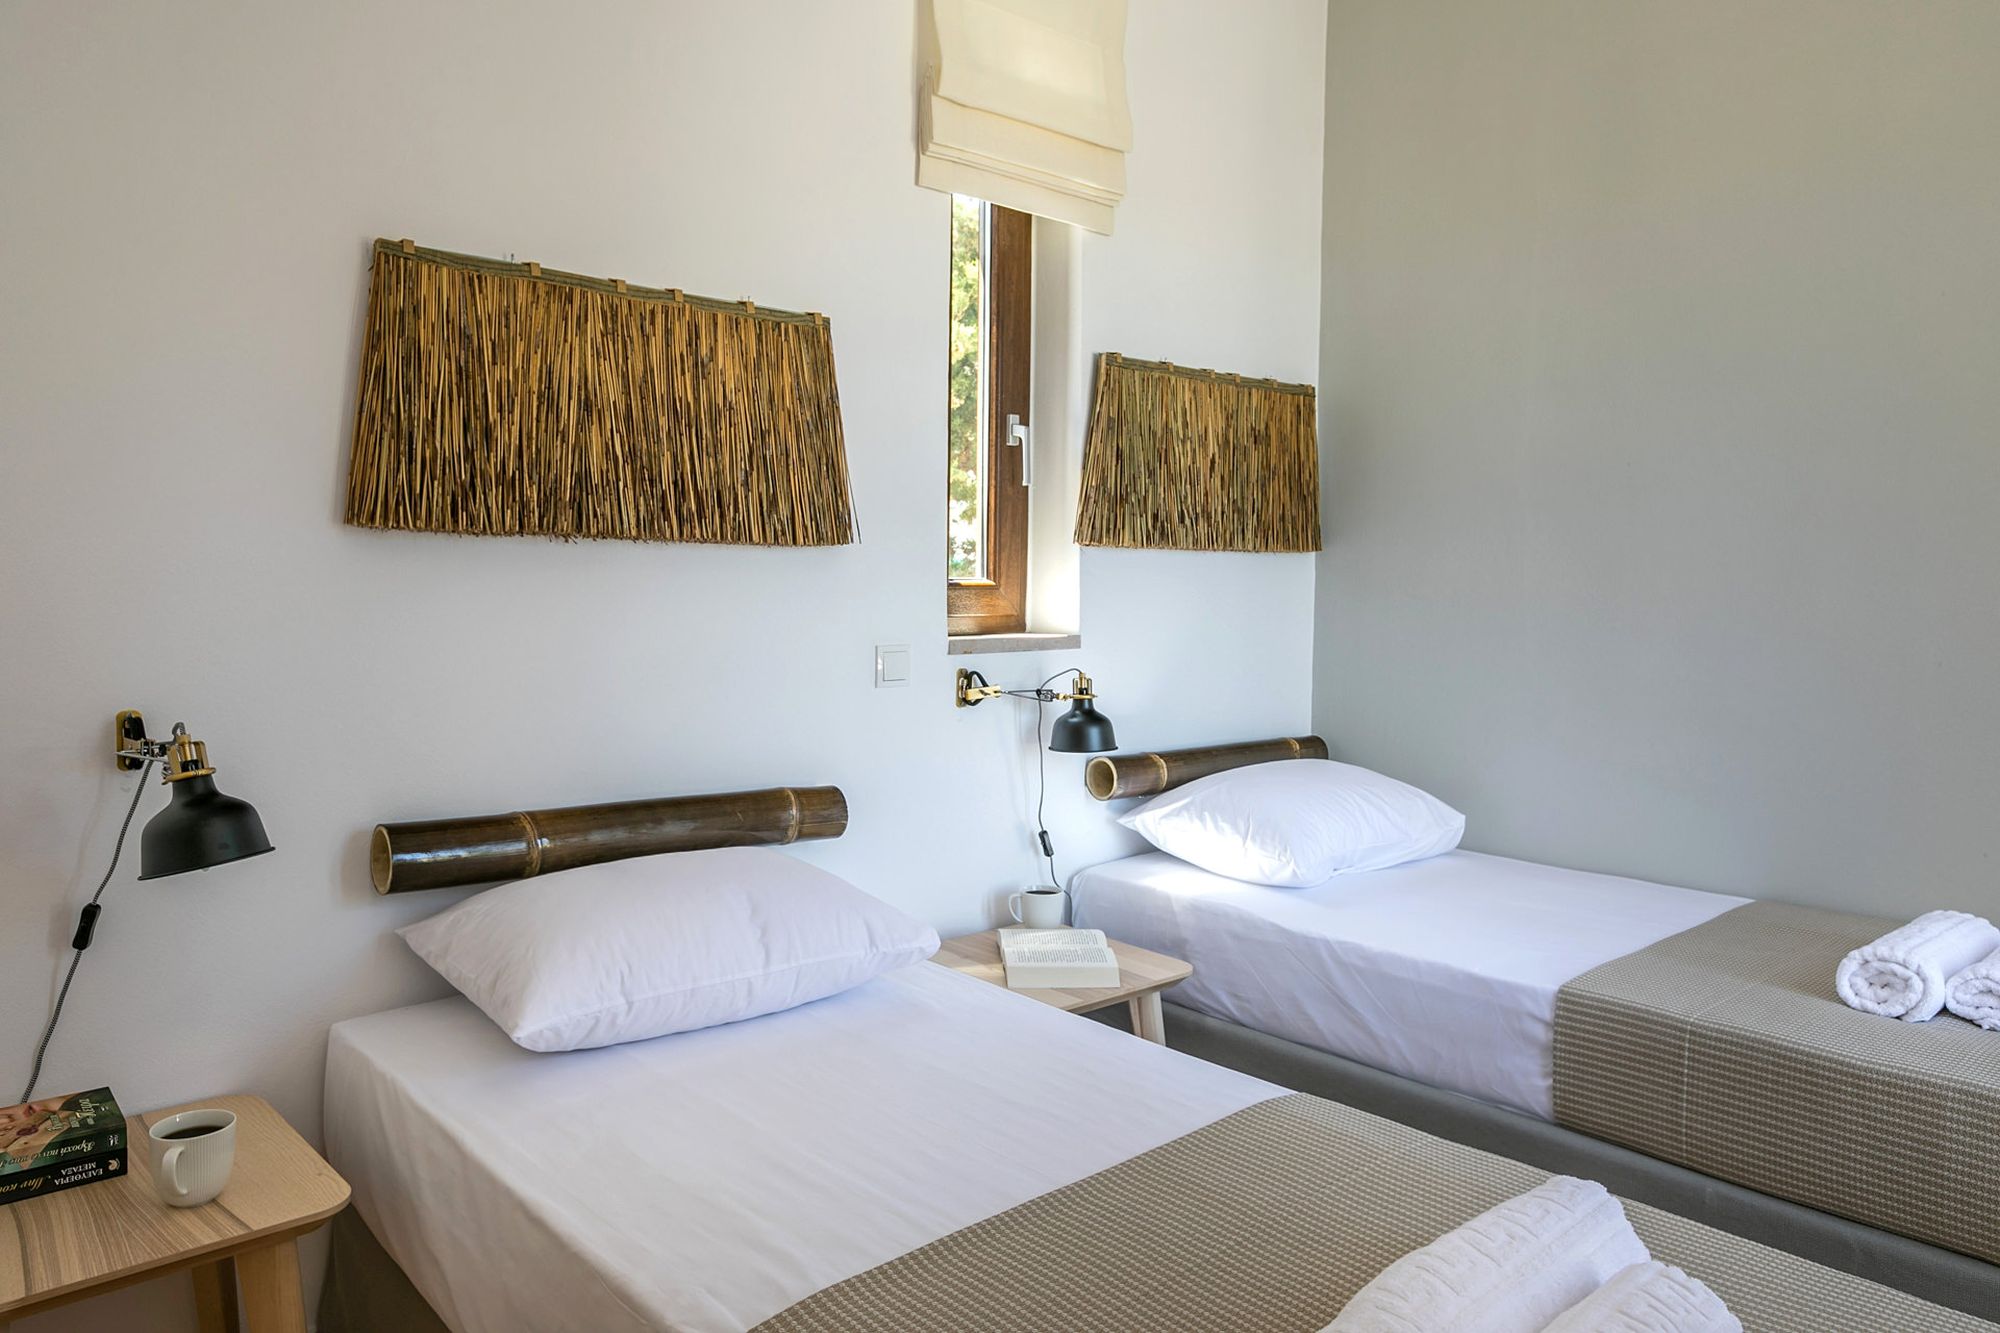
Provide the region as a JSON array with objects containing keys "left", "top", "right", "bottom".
[
  {"left": 1110, "top": 1000, "right": 2000, "bottom": 1320},
  {"left": 320, "top": 1207, "right": 452, "bottom": 1333}
]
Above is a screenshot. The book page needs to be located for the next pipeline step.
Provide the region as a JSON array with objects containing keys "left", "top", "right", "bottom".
[{"left": 1000, "top": 929, "right": 1114, "bottom": 965}]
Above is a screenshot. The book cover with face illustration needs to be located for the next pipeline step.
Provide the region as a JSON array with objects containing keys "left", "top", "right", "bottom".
[{"left": 1, "top": 1088, "right": 125, "bottom": 1176}]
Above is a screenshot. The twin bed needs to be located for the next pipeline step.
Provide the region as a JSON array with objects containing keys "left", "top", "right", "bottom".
[
  {"left": 320, "top": 948, "right": 1988, "bottom": 1333},
  {"left": 1072, "top": 736, "right": 2000, "bottom": 1316},
  {"left": 316, "top": 758, "right": 2000, "bottom": 1331}
]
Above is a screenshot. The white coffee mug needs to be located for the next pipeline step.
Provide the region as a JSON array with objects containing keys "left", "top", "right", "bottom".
[
  {"left": 1009, "top": 886, "right": 1067, "bottom": 928},
  {"left": 148, "top": 1108, "right": 236, "bottom": 1208}
]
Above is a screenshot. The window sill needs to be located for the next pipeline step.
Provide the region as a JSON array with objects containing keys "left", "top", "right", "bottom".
[{"left": 947, "top": 632, "right": 1083, "bottom": 656}]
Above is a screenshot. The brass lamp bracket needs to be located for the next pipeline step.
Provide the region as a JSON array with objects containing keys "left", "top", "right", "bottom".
[
  {"left": 112, "top": 713, "right": 209, "bottom": 780},
  {"left": 955, "top": 669, "right": 1009, "bottom": 708},
  {"left": 954, "top": 668, "right": 1092, "bottom": 708},
  {"left": 114, "top": 710, "right": 148, "bottom": 770}
]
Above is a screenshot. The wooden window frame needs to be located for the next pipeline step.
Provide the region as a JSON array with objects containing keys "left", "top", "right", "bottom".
[{"left": 948, "top": 204, "right": 1032, "bottom": 637}]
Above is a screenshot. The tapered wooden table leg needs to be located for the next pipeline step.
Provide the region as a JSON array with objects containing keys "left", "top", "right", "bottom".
[
  {"left": 236, "top": 1238, "right": 306, "bottom": 1333},
  {"left": 192, "top": 1255, "right": 240, "bottom": 1333},
  {"left": 1129, "top": 991, "right": 1167, "bottom": 1044}
]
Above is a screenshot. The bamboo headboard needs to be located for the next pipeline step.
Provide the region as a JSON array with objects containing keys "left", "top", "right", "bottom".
[
  {"left": 370, "top": 786, "right": 847, "bottom": 894},
  {"left": 1084, "top": 737, "right": 1327, "bottom": 801}
]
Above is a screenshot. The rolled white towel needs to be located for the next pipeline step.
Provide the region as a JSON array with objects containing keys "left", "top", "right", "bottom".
[
  {"left": 1541, "top": 1260, "right": 1741, "bottom": 1332},
  {"left": 1834, "top": 910, "right": 2000, "bottom": 1022},
  {"left": 1326, "top": 1176, "right": 1650, "bottom": 1333},
  {"left": 1945, "top": 945, "right": 2000, "bottom": 1031}
]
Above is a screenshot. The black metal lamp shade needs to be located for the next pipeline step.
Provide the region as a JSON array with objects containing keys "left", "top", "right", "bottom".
[
  {"left": 137, "top": 774, "right": 274, "bottom": 880},
  {"left": 1048, "top": 697, "right": 1117, "bottom": 753}
]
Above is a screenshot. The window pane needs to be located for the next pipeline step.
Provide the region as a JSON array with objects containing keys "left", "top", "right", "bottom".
[{"left": 947, "top": 195, "right": 986, "bottom": 581}]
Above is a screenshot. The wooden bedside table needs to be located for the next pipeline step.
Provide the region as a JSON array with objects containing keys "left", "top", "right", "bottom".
[
  {"left": 934, "top": 930, "right": 1193, "bottom": 1044},
  {"left": 0, "top": 1093, "right": 349, "bottom": 1333}
]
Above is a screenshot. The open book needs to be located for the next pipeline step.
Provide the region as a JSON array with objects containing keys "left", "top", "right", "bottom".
[{"left": 1000, "top": 927, "right": 1123, "bottom": 989}]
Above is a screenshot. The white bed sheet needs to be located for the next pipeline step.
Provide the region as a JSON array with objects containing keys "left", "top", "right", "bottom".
[
  {"left": 325, "top": 960, "right": 1276, "bottom": 1333},
  {"left": 1071, "top": 850, "right": 1748, "bottom": 1120}
]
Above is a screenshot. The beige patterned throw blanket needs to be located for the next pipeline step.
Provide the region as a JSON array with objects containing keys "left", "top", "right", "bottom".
[
  {"left": 1555, "top": 900, "right": 2000, "bottom": 1264},
  {"left": 757, "top": 1093, "right": 1992, "bottom": 1333}
]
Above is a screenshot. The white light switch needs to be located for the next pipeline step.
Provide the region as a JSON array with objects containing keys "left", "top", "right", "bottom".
[{"left": 874, "top": 643, "right": 911, "bottom": 688}]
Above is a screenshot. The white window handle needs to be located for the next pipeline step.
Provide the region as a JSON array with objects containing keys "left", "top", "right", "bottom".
[{"left": 1005, "top": 414, "right": 1031, "bottom": 488}]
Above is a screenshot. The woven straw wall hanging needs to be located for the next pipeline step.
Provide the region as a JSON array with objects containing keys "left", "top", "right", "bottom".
[
  {"left": 1074, "top": 353, "right": 1321, "bottom": 553},
  {"left": 344, "top": 239, "right": 855, "bottom": 546}
]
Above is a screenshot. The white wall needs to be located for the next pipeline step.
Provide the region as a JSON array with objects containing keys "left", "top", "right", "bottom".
[
  {"left": 0, "top": 2, "right": 1325, "bottom": 1327},
  {"left": 1316, "top": 0, "right": 2000, "bottom": 918}
]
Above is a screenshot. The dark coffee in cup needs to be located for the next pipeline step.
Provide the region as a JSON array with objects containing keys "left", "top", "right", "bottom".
[{"left": 148, "top": 1107, "right": 237, "bottom": 1207}]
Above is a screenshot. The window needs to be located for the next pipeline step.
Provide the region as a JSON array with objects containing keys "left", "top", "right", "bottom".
[{"left": 947, "top": 196, "right": 1031, "bottom": 635}]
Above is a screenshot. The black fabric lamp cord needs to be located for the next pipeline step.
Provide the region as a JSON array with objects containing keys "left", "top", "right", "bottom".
[
  {"left": 1030, "top": 669, "right": 1070, "bottom": 891},
  {"left": 19, "top": 758, "right": 155, "bottom": 1103}
]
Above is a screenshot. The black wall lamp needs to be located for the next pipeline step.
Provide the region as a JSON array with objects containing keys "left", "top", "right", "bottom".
[
  {"left": 954, "top": 668, "right": 1118, "bottom": 753},
  {"left": 16, "top": 713, "right": 273, "bottom": 1101},
  {"left": 954, "top": 668, "right": 1117, "bottom": 890},
  {"left": 115, "top": 711, "right": 274, "bottom": 879}
]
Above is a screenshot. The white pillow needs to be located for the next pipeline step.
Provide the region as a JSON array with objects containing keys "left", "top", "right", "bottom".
[
  {"left": 1116, "top": 759, "right": 1463, "bottom": 887},
  {"left": 397, "top": 846, "right": 940, "bottom": 1052}
]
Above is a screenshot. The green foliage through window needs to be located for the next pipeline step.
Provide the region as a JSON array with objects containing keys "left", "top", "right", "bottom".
[{"left": 947, "top": 196, "right": 984, "bottom": 580}]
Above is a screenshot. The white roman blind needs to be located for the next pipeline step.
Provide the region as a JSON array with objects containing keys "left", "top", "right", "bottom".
[{"left": 918, "top": 0, "right": 1133, "bottom": 235}]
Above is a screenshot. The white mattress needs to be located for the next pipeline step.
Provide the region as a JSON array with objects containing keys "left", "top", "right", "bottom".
[
  {"left": 1071, "top": 850, "right": 1748, "bottom": 1120},
  {"left": 325, "top": 960, "right": 1276, "bottom": 1333}
]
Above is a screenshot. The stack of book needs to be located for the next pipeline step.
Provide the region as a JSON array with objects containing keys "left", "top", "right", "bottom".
[{"left": 0, "top": 1087, "right": 127, "bottom": 1206}]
